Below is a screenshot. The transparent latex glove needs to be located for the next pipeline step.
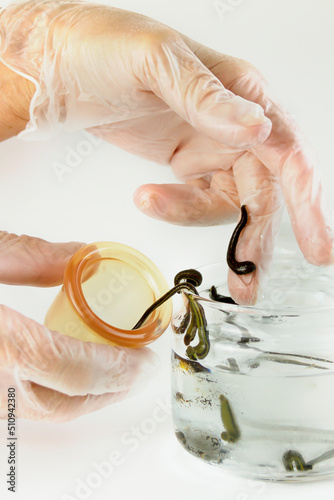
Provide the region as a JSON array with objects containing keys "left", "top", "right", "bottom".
[
  {"left": 0, "top": 1, "right": 333, "bottom": 305},
  {"left": 0, "top": 232, "right": 158, "bottom": 422}
]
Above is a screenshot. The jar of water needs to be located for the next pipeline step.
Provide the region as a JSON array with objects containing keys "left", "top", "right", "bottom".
[{"left": 171, "top": 249, "right": 334, "bottom": 481}]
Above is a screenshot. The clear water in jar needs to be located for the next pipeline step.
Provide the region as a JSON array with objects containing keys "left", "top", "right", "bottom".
[
  {"left": 171, "top": 256, "right": 334, "bottom": 481},
  {"left": 172, "top": 350, "right": 334, "bottom": 480}
]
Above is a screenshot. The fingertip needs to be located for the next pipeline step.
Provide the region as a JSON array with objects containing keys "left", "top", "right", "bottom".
[
  {"left": 220, "top": 99, "right": 272, "bottom": 149},
  {"left": 228, "top": 270, "right": 259, "bottom": 306},
  {"left": 295, "top": 225, "right": 334, "bottom": 267},
  {"left": 236, "top": 118, "right": 272, "bottom": 150},
  {"left": 133, "top": 184, "right": 147, "bottom": 205},
  {"left": 134, "top": 184, "right": 153, "bottom": 210},
  {"left": 238, "top": 108, "right": 270, "bottom": 127},
  {"left": 134, "top": 185, "right": 167, "bottom": 220},
  {"left": 135, "top": 182, "right": 242, "bottom": 226},
  {"left": 247, "top": 118, "right": 272, "bottom": 145}
]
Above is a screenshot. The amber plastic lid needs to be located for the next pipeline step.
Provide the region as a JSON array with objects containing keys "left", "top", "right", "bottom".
[{"left": 63, "top": 242, "right": 172, "bottom": 347}]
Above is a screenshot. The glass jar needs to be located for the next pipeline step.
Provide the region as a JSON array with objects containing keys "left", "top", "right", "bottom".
[
  {"left": 171, "top": 251, "right": 334, "bottom": 481},
  {"left": 45, "top": 242, "right": 172, "bottom": 347}
]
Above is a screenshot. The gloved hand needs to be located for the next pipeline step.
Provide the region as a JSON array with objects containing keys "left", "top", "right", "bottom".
[
  {"left": 0, "top": 0, "right": 332, "bottom": 305},
  {"left": 0, "top": 232, "right": 158, "bottom": 422}
]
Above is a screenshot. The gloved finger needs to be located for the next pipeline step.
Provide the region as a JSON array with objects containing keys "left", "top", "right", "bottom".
[
  {"left": 228, "top": 152, "right": 284, "bottom": 305},
  {"left": 134, "top": 178, "right": 240, "bottom": 226},
  {"left": 0, "top": 231, "right": 85, "bottom": 286},
  {"left": 253, "top": 133, "right": 333, "bottom": 266},
  {"left": 216, "top": 60, "right": 334, "bottom": 266},
  {"left": 183, "top": 44, "right": 333, "bottom": 266},
  {"left": 133, "top": 129, "right": 242, "bottom": 225},
  {"left": 136, "top": 37, "right": 272, "bottom": 149},
  {"left": 2, "top": 305, "right": 159, "bottom": 397},
  {"left": 170, "top": 127, "right": 245, "bottom": 178},
  {"left": 17, "top": 381, "right": 128, "bottom": 423}
]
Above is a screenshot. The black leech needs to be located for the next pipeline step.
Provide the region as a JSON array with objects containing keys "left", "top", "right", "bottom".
[
  {"left": 210, "top": 286, "right": 237, "bottom": 305},
  {"left": 227, "top": 205, "right": 256, "bottom": 275},
  {"left": 283, "top": 450, "right": 313, "bottom": 472},
  {"left": 132, "top": 269, "right": 201, "bottom": 330},
  {"left": 185, "top": 295, "right": 210, "bottom": 360},
  {"left": 183, "top": 305, "right": 197, "bottom": 346},
  {"left": 172, "top": 351, "right": 211, "bottom": 373},
  {"left": 220, "top": 395, "right": 241, "bottom": 444},
  {"left": 174, "top": 269, "right": 202, "bottom": 288},
  {"left": 133, "top": 268, "right": 211, "bottom": 361}
]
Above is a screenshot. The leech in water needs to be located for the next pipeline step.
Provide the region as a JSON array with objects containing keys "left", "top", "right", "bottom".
[
  {"left": 283, "top": 450, "right": 313, "bottom": 472},
  {"left": 172, "top": 351, "right": 211, "bottom": 373},
  {"left": 283, "top": 447, "right": 334, "bottom": 472},
  {"left": 216, "top": 358, "right": 240, "bottom": 373},
  {"left": 132, "top": 269, "right": 202, "bottom": 330},
  {"left": 240, "top": 342, "right": 333, "bottom": 369},
  {"left": 185, "top": 295, "right": 210, "bottom": 360},
  {"left": 209, "top": 285, "right": 237, "bottom": 305},
  {"left": 183, "top": 302, "right": 197, "bottom": 346},
  {"left": 220, "top": 394, "right": 241, "bottom": 444},
  {"left": 238, "top": 336, "right": 261, "bottom": 345},
  {"left": 227, "top": 205, "right": 256, "bottom": 275}
]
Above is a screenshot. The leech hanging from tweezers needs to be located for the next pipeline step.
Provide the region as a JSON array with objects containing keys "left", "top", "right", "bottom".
[
  {"left": 132, "top": 269, "right": 202, "bottom": 330},
  {"left": 133, "top": 269, "right": 211, "bottom": 360}
]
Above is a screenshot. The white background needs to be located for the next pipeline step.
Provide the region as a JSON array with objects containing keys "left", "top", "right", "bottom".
[{"left": 1, "top": 0, "right": 334, "bottom": 499}]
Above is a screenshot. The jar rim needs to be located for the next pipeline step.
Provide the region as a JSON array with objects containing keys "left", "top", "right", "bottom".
[
  {"left": 63, "top": 242, "right": 172, "bottom": 347},
  {"left": 196, "top": 261, "right": 334, "bottom": 317},
  {"left": 193, "top": 294, "right": 334, "bottom": 317}
]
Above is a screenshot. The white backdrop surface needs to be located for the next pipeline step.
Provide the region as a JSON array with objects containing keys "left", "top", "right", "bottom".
[{"left": 0, "top": 0, "right": 334, "bottom": 499}]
